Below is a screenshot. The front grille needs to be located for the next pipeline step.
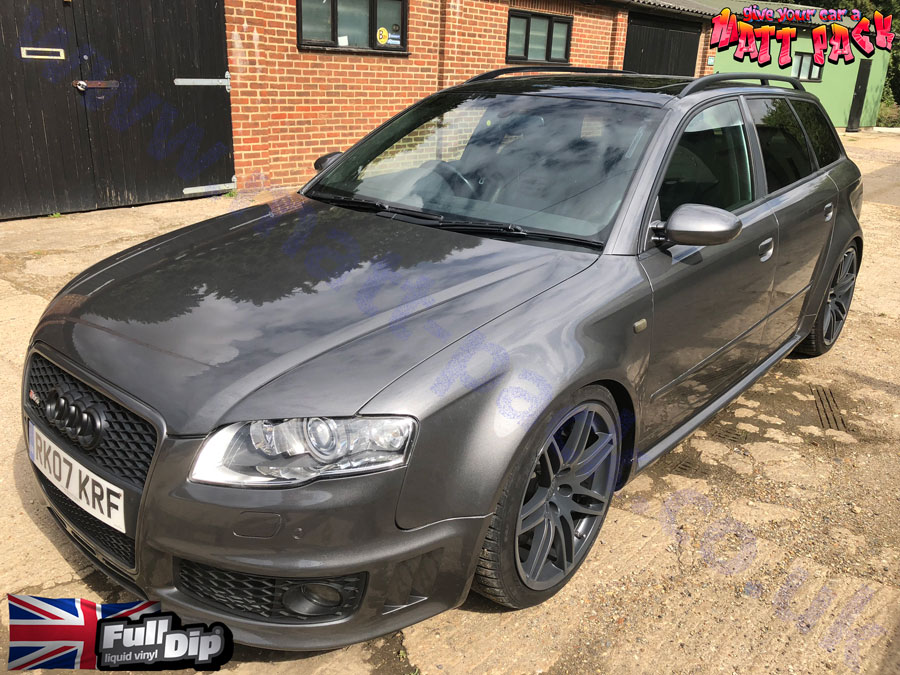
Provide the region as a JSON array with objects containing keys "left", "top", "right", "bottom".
[
  {"left": 26, "top": 354, "right": 158, "bottom": 489},
  {"left": 37, "top": 473, "right": 135, "bottom": 568},
  {"left": 177, "top": 559, "right": 366, "bottom": 623}
]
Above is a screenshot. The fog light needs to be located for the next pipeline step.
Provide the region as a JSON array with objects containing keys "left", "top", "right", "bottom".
[
  {"left": 303, "top": 583, "right": 343, "bottom": 607},
  {"left": 282, "top": 582, "right": 344, "bottom": 616}
]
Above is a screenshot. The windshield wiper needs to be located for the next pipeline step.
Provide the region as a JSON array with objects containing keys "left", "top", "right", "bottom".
[
  {"left": 307, "top": 190, "right": 603, "bottom": 251},
  {"left": 306, "top": 189, "right": 445, "bottom": 222},
  {"left": 439, "top": 221, "right": 605, "bottom": 252}
]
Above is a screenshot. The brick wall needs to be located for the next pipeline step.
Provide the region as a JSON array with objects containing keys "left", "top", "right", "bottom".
[
  {"left": 225, "top": 0, "right": 443, "bottom": 190},
  {"left": 224, "top": 0, "right": 702, "bottom": 190},
  {"left": 695, "top": 23, "right": 716, "bottom": 76}
]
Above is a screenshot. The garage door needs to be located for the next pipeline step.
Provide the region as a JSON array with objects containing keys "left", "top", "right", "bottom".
[
  {"left": 0, "top": 1, "right": 234, "bottom": 220},
  {"left": 623, "top": 12, "right": 702, "bottom": 77}
]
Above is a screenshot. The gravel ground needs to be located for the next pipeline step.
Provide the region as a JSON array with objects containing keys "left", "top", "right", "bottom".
[{"left": 0, "top": 132, "right": 898, "bottom": 675}]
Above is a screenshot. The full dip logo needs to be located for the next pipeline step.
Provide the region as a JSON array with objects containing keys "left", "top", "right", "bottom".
[
  {"left": 97, "top": 612, "right": 232, "bottom": 670},
  {"left": 7, "top": 595, "right": 232, "bottom": 670},
  {"left": 711, "top": 7, "right": 895, "bottom": 67}
]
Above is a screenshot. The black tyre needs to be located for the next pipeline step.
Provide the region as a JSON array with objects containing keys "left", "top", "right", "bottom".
[
  {"left": 795, "top": 243, "right": 859, "bottom": 357},
  {"left": 473, "top": 385, "right": 621, "bottom": 608}
]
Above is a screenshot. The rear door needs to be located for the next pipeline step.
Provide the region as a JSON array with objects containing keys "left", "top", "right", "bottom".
[
  {"left": 744, "top": 96, "right": 838, "bottom": 351},
  {"left": 639, "top": 99, "right": 778, "bottom": 447}
]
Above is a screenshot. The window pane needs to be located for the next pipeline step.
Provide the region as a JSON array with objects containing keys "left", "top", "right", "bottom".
[
  {"left": 508, "top": 16, "right": 527, "bottom": 57},
  {"left": 550, "top": 22, "right": 568, "bottom": 60},
  {"left": 527, "top": 16, "right": 549, "bottom": 61},
  {"left": 747, "top": 98, "right": 814, "bottom": 192},
  {"left": 302, "top": 0, "right": 332, "bottom": 41},
  {"left": 792, "top": 100, "right": 840, "bottom": 166},
  {"left": 658, "top": 101, "right": 753, "bottom": 220},
  {"left": 811, "top": 62, "right": 822, "bottom": 80},
  {"left": 791, "top": 54, "right": 804, "bottom": 78},
  {"left": 337, "top": 0, "right": 369, "bottom": 47},
  {"left": 376, "top": 0, "right": 403, "bottom": 46}
]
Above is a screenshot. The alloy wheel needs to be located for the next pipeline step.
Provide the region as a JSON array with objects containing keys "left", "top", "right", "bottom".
[
  {"left": 823, "top": 247, "right": 858, "bottom": 346},
  {"left": 515, "top": 403, "right": 618, "bottom": 591}
]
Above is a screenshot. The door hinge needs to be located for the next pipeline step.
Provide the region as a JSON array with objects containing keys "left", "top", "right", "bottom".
[{"left": 174, "top": 71, "right": 231, "bottom": 93}]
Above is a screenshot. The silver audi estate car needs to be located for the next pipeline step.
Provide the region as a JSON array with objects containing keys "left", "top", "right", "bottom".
[{"left": 23, "top": 68, "right": 862, "bottom": 649}]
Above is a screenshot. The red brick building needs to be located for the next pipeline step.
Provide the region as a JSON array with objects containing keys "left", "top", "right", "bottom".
[
  {"left": 1, "top": 0, "right": 717, "bottom": 220},
  {"left": 223, "top": 0, "right": 717, "bottom": 191}
]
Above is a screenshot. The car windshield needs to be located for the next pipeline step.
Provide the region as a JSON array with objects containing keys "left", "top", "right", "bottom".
[{"left": 310, "top": 92, "right": 664, "bottom": 243}]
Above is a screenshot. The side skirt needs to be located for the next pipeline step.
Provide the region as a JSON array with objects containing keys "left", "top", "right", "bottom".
[{"left": 633, "top": 333, "right": 804, "bottom": 473}]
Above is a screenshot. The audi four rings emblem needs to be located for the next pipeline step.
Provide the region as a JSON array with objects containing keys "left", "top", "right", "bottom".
[{"left": 41, "top": 386, "right": 107, "bottom": 450}]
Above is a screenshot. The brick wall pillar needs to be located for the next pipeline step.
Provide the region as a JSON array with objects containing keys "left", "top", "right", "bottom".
[
  {"left": 609, "top": 9, "right": 628, "bottom": 69},
  {"left": 695, "top": 24, "right": 716, "bottom": 76}
]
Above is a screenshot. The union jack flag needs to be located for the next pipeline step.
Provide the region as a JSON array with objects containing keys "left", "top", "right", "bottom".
[{"left": 7, "top": 594, "right": 160, "bottom": 670}]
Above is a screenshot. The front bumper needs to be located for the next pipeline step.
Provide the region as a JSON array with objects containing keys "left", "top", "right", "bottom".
[{"left": 22, "top": 348, "right": 490, "bottom": 651}]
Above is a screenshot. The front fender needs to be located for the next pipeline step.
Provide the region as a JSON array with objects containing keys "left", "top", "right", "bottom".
[{"left": 361, "top": 255, "right": 652, "bottom": 530}]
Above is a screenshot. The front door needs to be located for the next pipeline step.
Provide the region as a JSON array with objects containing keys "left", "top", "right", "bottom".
[{"left": 639, "top": 99, "right": 778, "bottom": 448}]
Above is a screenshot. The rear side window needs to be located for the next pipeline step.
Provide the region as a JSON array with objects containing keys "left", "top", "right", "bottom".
[
  {"left": 658, "top": 100, "right": 753, "bottom": 221},
  {"left": 747, "top": 98, "right": 814, "bottom": 193},
  {"left": 791, "top": 100, "right": 841, "bottom": 167}
]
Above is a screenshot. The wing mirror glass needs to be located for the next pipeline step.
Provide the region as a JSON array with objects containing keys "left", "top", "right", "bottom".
[
  {"left": 663, "top": 204, "right": 743, "bottom": 246},
  {"left": 314, "top": 151, "right": 343, "bottom": 172}
]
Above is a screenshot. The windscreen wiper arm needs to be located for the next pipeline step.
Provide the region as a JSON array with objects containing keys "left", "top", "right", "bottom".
[
  {"left": 439, "top": 221, "right": 605, "bottom": 252},
  {"left": 307, "top": 190, "right": 603, "bottom": 251},
  {"left": 305, "top": 190, "right": 445, "bottom": 222}
]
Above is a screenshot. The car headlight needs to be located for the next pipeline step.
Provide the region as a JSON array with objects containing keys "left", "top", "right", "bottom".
[{"left": 189, "top": 416, "right": 416, "bottom": 487}]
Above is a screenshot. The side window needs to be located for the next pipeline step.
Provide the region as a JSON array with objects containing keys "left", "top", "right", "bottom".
[
  {"left": 791, "top": 100, "right": 841, "bottom": 167},
  {"left": 658, "top": 100, "right": 753, "bottom": 221},
  {"left": 747, "top": 98, "right": 814, "bottom": 193}
]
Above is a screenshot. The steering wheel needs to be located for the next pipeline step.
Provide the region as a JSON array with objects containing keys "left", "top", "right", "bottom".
[{"left": 426, "top": 160, "right": 477, "bottom": 197}]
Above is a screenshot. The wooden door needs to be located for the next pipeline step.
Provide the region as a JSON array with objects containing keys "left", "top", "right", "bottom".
[
  {"left": 0, "top": 3, "right": 97, "bottom": 219},
  {"left": 0, "top": 0, "right": 234, "bottom": 220},
  {"left": 624, "top": 13, "right": 701, "bottom": 77}
]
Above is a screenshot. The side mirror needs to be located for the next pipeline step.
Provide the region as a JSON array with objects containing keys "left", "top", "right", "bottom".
[
  {"left": 663, "top": 204, "right": 742, "bottom": 246},
  {"left": 314, "top": 151, "right": 343, "bottom": 172}
]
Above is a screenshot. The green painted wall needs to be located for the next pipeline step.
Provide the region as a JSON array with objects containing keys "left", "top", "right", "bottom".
[{"left": 712, "top": 29, "right": 889, "bottom": 128}]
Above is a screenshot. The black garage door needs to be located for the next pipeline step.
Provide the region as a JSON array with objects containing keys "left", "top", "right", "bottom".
[
  {"left": 624, "top": 12, "right": 702, "bottom": 77},
  {"left": 0, "top": 1, "right": 234, "bottom": 220}
]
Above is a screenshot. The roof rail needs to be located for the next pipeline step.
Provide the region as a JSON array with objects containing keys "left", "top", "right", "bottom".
[
  {"left": 466, "top": 66, "right": 635, "bottom": 83},
  {"left": 678, "top": 73, "right": 805, "bottom": 97}
]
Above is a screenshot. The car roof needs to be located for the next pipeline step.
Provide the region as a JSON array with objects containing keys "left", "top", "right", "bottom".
[{"left": 450, "top": 73, "right": 815, "bottom": 108}]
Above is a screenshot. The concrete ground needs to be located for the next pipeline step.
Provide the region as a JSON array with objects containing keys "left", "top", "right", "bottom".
[{"left": 1, "top": 132, "right": 899, "bottom": 675}]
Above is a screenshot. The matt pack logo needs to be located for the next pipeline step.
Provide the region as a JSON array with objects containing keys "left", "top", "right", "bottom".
[
  {"left": 7, "top": 595, "right": 233, "bottom": 671},
  {"left": 712, "top": 6, "right": 895, "bottom": 67}
]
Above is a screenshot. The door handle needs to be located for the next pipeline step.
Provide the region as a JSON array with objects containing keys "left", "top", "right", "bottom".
[
  {"left": 824, "top": 202, "right": 834, "bottom": 221},
  {"left": 72, "top": 80, "right": 119, "bottom": 92},
  {"left": 758, "top": 237, "right": 774, "bottom": 262}
]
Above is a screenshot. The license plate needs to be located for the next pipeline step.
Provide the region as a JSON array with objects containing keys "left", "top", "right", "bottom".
[{"left": 28, "top": 422, "right": 126, "bottom": 533}]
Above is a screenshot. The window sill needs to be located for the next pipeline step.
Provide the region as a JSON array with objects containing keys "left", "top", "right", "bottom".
[
  {"left": 298, "top": 44, "right": 409, "bottom": 57},
  {"left": 505, "top": 59, "right": 571, "bottom": 66}
]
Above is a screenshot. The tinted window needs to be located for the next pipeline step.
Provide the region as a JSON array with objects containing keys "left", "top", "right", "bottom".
[
  {"left": 747, "top": 98, "right": 814, "bottom": 193},
  {"left": 791, "top": 100, "right": 841, "bottom": 167},
  {"left": 658, "top": 101, "right": 753, "bottom": 221}
]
